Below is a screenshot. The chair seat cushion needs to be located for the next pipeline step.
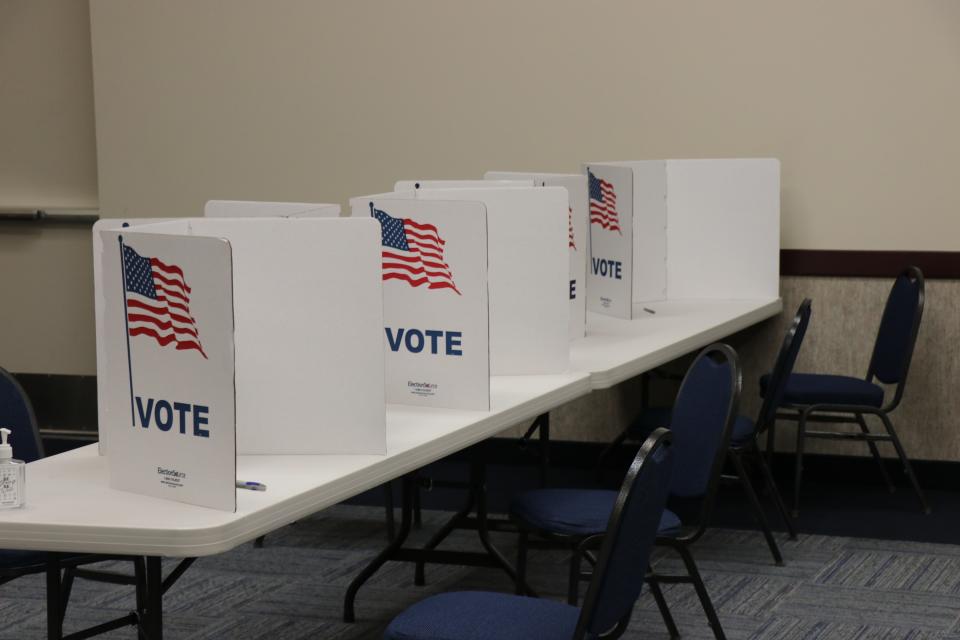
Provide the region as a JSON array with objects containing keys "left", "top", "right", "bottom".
[
  {"left": 730, "top": 415, "right": 756, "bottom": 446},
  {"left": 384, "top": 591, "right": 580, "bottom": 640},
  {"left": 510, "top": 489, "right": 681, "bottom": 537},
  {"left": 761, "top": 373, "right": 884, "bottom": 408}
]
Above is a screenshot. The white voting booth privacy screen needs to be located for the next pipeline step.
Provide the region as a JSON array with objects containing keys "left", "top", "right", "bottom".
[
  {"left": 204, "top": 200, "right": 340, "bottom": 218},
  {"left": 96, "top": 217, "right": 386, "bottom": 509},
  {"left": 583, "top": 159, "right": 780, "bottom": 319},
  {"left": 100, "top": 229, "right": 237, "bottom": 512},
  {"left": 351, "top": 198, "right": 491, "bottom": 410},
  {"left": 485, "top": 172, "right": 588, "bottom": 340},
  {"left": 393, "top": 181, "right": 570, "bottom": 375}
]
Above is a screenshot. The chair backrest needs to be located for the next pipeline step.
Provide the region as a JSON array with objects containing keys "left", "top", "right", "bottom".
[
  {"left": 0, "top": 368, "right": 43, "bottom": 463},
  {"left": 667, "top": 344, "right": 741, "bottom": 501},
  {"left": 574, "top": 428, "right": 674, "bottom": 639},
  {"left": 867, "top": 267, "right": 924, "bottom": 395},
  {"left": 756, "top": 299, "right": 812, "bottom": 430}
]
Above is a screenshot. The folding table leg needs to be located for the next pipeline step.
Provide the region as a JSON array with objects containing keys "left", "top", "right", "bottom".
[
  {"left": 46, "top": 553, "right": 63, "bottom": 640},
  {"left": 344, "top": 474, "right": 415, "bottom": 623},
  {"left": 141, "top": 556, "right": 164, "bottom": 640}
]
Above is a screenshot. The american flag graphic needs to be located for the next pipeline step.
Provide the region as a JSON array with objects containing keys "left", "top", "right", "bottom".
[
  {"left": 122, "top": 244, "right": 207, "bottom": 358},
  {"left": 589, "top": 171, "right": 622, "bottom": 234},
  {"left": 371, "top": 204, "right": 461, "bottom": 295},
  {"left": 568, "top": 206, "right": 577, "bottom": 250}
]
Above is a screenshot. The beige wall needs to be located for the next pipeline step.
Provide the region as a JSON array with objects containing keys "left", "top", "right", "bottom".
[
  {"left": 87, "top": 0, "right": 960, "bottom": 250},
  {"left": 3, "top": 1, "right": 960, "bottom": 390},
  {"left": 0, "top": 0, "right": 98, "bottom": 375}
]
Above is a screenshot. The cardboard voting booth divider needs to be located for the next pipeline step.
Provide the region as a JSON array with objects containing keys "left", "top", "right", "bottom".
[
  {"left": 95, "top": 218, "right": 386, "bottom": 509},
  {"left": 350, "top": 198, "right": 491, "bottom": 410},
  {"left": 485, "top": 172, "right": 588, "bottom": 340},
  {"left": 390, "top": 182, "right": 570, "bottom": 375},
  {"left": 204, "top": 200, "right": 341, "bottom": 218},
  {"left": 583, "top": 159, "right": 780, "bottom": 319},
  {"left": 100, "top": 229, "right": 237, "bottom": 511},
  {"left": 394, "top": 179, "right": 533, "bottom": 191}
]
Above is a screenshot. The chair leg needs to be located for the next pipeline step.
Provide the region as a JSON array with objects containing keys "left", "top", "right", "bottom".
[
  {"left": 876, "top": 411, "right": 931, "bottom": 515},
  {"left": 515, "top": 531, "right": 529, "bottom": 596},
  {"left": 647, "top": 573, "right": 680, "bottom": 639},
  {"left": 792, "top": 412, "right": 807, "bottom": 518},
  {"left": 675, "top": 543, "right": 726, "bottom": 640},
  {"left": 730, "top": 449, "right": 783, "bottom": 566},
  {"left": 383, "top": 481, "right": 396, "bottom": 542},
  {"left": 567, "top": 547, "right": 581, "bottom": 606},
  {"left": 765, "top": 417, "right": 777, "bottom": 469},
  {"left": 752, "top": 439, "right": 796, "bottom": 540},
  {"left": 855, "top": 413, "right": 896, "bottom": 493}
]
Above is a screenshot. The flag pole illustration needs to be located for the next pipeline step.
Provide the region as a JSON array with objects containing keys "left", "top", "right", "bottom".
[
  {"left": 370, "top": 202, "right": 461, "bottom": 295},
  {"left": 118, "top": 235, "right": 136, "bottom": 426}
]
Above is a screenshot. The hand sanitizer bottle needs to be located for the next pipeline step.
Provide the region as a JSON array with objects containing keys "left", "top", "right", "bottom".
[{"left": 0, "top": 428, "right": 25, "bottom": 509}]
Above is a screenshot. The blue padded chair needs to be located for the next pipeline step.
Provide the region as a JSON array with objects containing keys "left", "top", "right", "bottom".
[
  {"left": 510, "top": 344, "right": 740, "bottom": 640},
  {"left": 762, "top": 267, "right": 929, "bottom": 516},
  {"left": 0, "top": 367, "right": 146, "bottom": 637},
  {"left": 383, "top": 428, "right": 674, "bottom": 640},
  {"left": 594, "top": 301, "right": 812, "bottom": 566}
]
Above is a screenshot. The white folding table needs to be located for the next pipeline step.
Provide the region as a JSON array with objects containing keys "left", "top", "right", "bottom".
[{"left": 0, "top": 297, "right": 781, "bottom": 638}]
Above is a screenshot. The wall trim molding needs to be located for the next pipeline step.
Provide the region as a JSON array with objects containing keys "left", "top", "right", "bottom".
[{"left": 781, "top": 250, "right": 960, "bottom": 279}]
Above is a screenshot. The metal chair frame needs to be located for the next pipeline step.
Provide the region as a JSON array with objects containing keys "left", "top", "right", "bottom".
[
  {"left": 515, "top": 344, "right": 741, "bottom": 640},
  {"left": 769, "top": 268, "right": 929, "bottom": 516}
]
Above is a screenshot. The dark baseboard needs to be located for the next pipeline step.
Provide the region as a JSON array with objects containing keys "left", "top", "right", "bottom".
[
  {"left": 781, "top": 250, "right": 960, "bottom": 279},
  {"left": 13, "top": 373, "right": 98, "bottom": 434}
]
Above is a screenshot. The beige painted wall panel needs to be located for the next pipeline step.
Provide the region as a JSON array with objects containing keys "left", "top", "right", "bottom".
[
  {"left": 0, "top": 0, "right": 99, "bottom": 375},
  {"left": 89, "top": 1, "right": 960, "bottom": 249}
]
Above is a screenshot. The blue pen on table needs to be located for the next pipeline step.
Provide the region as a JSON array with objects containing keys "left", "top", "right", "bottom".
[{"left": 236, "top": 481, "right": 267, "bottom": 492}]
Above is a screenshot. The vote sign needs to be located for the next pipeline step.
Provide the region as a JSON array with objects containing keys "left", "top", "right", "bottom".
[
  {"left": 585, "top": 164, "right": 633, "bottom": 319},
  {"left": 100, "top": 229, "right": 237, "bottom": 512},
  {"left": 355, "top": 198, "right": 490, "bottom": 410}
]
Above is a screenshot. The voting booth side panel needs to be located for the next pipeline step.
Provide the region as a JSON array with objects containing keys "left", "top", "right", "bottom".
[
  {"left": 168, "top": 218, "right": 387, "bottom": 455},
  {"left": 99, "top": 230, "right": 237, "bottom": 512},
  {"left": 664, "top": 159, "right": 781, "bottom": 300},
  {"left": 584, "top": 165, "right": 633, "bottom": 319},
  {"left": 628, "top": 162, "right": 668, "bottom": 313},
  {"left": 204, "top": 200, "right": 341, "bottom": 218},
  {"left": 395, "top": 179, "right": 534, "bottom": 191},
  {"left": 414, "top": 187, "right": 569, "bottom": 375},
  {"left": 485, "top": 172, "right": 588, "bottom": 340},
  {"left": 93, "top": 219, "right": 174, "bottom": 456},
  {"left": 352, "top": 198, "right": 491, "bottom": 410}
]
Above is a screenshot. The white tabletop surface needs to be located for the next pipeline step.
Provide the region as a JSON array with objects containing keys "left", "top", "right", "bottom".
[
  {"left": 574, "top": 298, "right": 782, "bottom": 389},
  {"left": 0, "top": 372, "right": 590, "bottom": 557},
  {"left": 0, "top": 297, "right": 781, "bottom": 558}
]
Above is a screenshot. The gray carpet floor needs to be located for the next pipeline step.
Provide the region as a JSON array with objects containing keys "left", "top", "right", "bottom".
[{"left": 3, "top": 504, "right": 960, "bottom": 639}]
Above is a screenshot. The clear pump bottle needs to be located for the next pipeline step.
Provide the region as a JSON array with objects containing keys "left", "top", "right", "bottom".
[{"left": 0, "top": 428, "right": 25, "bottom": 509}]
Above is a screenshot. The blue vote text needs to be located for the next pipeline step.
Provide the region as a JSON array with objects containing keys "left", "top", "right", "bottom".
[
  {"left": 135, "top": 396, "right": 210, "bottom": 438},
  {"left": 591, "top": 258, "right": 623, "bottom": 280},
  {"left": 386, "top": 328, "right": 463, "bottom": 356}
]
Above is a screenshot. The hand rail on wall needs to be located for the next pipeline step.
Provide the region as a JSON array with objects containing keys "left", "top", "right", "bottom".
[{"left": 0, "top": 208, "right": 100, "bottom": 225}]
